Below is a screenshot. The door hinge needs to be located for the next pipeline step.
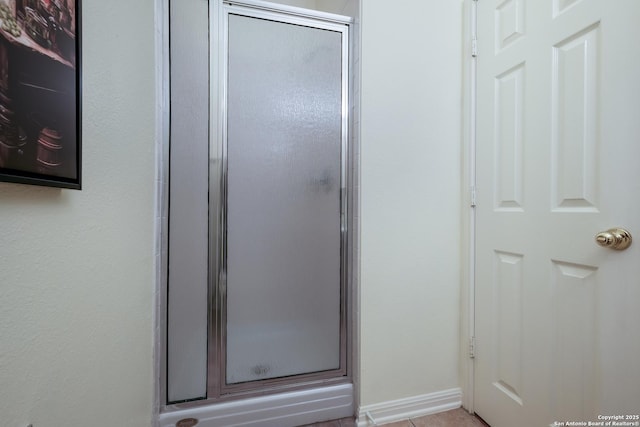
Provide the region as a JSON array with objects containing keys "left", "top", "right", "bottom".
[
  {"left": 470, "top": 186, "right": 477, "bottom": 207},
  {"left": 469, "top": 336, "right": 476, "bottom": 359},
  {"left": 471, "top": 37, "right": 478, "bottom": 57}
]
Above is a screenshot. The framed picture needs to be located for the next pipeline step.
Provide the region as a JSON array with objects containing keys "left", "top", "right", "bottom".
[{"left": 0, "top": 0, "right": 81, "bottom": 189}]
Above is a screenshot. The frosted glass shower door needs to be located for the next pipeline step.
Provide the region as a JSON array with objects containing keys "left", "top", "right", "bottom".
[{"left": 224, "top": 11, "right": 347, "bottom": 385}]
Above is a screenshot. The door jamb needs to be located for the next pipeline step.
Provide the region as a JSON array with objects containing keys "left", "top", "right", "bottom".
[
  {"left": 154, "top": 0, "right": 170, "bottom": 422},
  {"left": 460, "top": 0, "right": 477, "bottom": 414}
]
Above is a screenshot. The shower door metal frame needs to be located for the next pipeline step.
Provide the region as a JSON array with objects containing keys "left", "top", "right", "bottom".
[{"left": 208, "top": 0, "right": 353, "bottom": 400}]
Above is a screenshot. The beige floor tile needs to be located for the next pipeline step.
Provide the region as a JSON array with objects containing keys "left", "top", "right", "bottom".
[
  {"left": 298, "top": 410, "right": 488, "bottom": 427},
  {"left": 410, "top": 408, "right": 488, "bottom": 427}
]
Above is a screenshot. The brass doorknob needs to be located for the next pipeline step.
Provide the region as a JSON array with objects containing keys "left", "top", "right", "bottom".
[{"left": 595, "top": 228, "right": 632, "bottom": 250}]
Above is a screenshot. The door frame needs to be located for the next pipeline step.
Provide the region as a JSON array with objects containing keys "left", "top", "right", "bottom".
[
  {"left": 460, "top": 0, "right": 477, "bottom": 414},
  {"left": 154, "top": 0, "right": 169, "bottom": 420}
]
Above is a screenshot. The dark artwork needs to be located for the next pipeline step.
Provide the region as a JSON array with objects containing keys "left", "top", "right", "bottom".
[{"left": 0, "top": 0, "right": 80, "bottom": 189}]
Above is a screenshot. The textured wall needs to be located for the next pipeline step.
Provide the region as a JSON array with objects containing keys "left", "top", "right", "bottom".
[
  {"left": 270, "top": 0, "right": 357, "bottom": 17},
  {"left": 0, "top": 1, "right": 156, "bottom": 426},
  {"left": 270, "top": 0, "right": 317, "bottom": 9},
  {"left": 314, "top": 0, "right": 357, "bottom": 16},
  {"left": 359, "top": 0, "right": 463, "bottom": 406}
]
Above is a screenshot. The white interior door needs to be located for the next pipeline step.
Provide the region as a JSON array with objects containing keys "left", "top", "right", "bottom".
[{"left": 475, "top": 1, "right": 640, "bottom": 426}]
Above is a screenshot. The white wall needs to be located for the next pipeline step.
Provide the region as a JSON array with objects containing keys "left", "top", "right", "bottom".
[
  {"left": 269, "top": 0, "right": 358, "bottom": 17},
  {"left": 270, "top": 0, "right": 317, "bottom": 9},
  {"left": 0, "top": 1, "right": 156, "bottom": 426},
  {"left": 359, "top": 0, "right": 463, "bottom": 406},
  {"left": 315, "top": 0, "right": 358, "bottom": 16}
]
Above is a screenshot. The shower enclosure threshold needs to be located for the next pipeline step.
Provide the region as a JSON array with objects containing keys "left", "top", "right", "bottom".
[{"left": 158, "top": 383, "right": 354, "bottom": 427}]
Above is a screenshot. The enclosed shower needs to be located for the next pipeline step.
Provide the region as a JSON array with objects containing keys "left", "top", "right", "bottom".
[{"left": 161, "top": 1, "right": 356, "bottom": 425}]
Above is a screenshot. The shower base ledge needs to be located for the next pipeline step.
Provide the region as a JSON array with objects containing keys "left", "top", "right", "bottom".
[{"left": 158, "top": 383, "right": 354, "bottom": 427}]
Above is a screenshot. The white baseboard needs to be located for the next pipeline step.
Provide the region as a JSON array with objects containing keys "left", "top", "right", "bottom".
[
  {"left": 158, "top": 383, "right": 353, "bottom": 427},
  {"left": 357, "top": 388, "right": 462, "bottom": 426}
]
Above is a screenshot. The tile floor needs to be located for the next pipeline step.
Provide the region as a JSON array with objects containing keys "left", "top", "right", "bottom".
[{"left": 299, "top": 408, "right": 489, "bottom": 427}]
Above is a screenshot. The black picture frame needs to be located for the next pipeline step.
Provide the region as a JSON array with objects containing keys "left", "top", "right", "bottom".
[{"left": 0, "top": 0, "right": 81, "bottom": 190}]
